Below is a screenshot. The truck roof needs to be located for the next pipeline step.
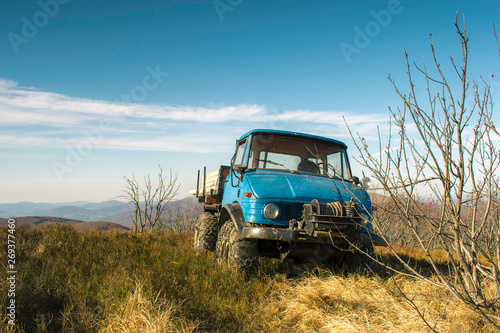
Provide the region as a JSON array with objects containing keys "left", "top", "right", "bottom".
[{"left": 238, "top": 129, "right": 348, "bottom": 148}]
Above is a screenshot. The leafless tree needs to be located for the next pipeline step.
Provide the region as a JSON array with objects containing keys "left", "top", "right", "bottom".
[
  {"left": 348, "top": 14, "right": 500, "bottom": 327},
  {"left": 121, "top": 166, "right": 179, "bottom": 233}
]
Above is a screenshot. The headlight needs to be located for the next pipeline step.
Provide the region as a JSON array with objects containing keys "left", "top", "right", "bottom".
[
  {"left": 263, "top": 203, "right": 280, "bottom": 220},
  {"left": 361, "top": 177, "right": 372, "bottom": 188},
  {"left": 359, "top": 212, "right": 369, "bottom": 228}
]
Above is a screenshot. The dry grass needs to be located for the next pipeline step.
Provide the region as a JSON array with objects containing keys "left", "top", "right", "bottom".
[
  {"left": 376, "top": 245, "right": 451, "bottom": 265},
  {"left": 99, "top": 283, "right": 197, "bottom": 333},
  {"left": 261, "top": 273, "right": 495, "bottom": 333},
  {"left": 1, "top": 224, "right": 498, "bottom": 332},
  {"left": 376, "top": 245, "right": 495, "bottom": 270}
]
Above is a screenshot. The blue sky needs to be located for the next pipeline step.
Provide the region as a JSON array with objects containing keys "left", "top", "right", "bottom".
[{"left": 0, "top": 0, "right": 499, "bottom": 203}]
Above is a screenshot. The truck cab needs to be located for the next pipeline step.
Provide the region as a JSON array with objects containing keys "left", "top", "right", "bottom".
[{"left": 193, "top": 129, "right": 383, "bottom": 272}]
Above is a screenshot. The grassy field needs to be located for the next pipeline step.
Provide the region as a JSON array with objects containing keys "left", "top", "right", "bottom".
[{"left": 0, "top": 224, "right": 497, "bottom": 332}]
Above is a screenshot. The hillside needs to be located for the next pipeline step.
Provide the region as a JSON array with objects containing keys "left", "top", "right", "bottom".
[
  {"left": 0, "top": 224, "right": 494, "bottom": 332},
  {"left": 0, "top": 216, "right": 130, "bottom": 231},
  {"left": 71, "top": 221, "right": 131, "bottom": 232},
  {"left": 0, "top": 216, "right": 83, "bottom": 226}
]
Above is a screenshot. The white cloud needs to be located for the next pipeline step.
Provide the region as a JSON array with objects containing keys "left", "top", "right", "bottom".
[
  {"left": 0, "top": 78, "right": 17, "bottom": 89},
  {"left": 0, "top": 77, "right": 389, "bottom": 152}
]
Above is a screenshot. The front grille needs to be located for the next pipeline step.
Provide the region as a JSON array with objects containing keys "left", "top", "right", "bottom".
[{"left": 278, "top": 203, "right": 304, "bottom": 222}]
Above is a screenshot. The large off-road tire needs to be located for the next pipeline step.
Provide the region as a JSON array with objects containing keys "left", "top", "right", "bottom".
[
  {"left": 343, "top": 246, "right": 376, "bottom": 271},
  {"left": 216, "top": 220, "right": 259, "bottom": 273},
  {"left": 193, "top": 213, "right": 219, "bottom": 252}
]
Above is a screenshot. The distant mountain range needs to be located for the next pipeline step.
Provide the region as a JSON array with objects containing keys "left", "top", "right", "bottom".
[{"left": 0, "top": 197, "right": 198, "bottom": 228}]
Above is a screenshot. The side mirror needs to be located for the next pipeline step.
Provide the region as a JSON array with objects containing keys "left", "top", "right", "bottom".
[
  {"left": 350, "top": 176, "right": 372, "bottom": 188},
  {"left": 233, "top": 164, "right": 247, "bottom": 173}
]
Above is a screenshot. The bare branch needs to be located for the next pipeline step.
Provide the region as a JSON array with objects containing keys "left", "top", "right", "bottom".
[
  {"left": 494, "top": 22, "right": 500, "bottom": 56},
  {"left": 120, "top": 166, "right": 179, "bottom": 232},
  {"left": 346, "top": 13, "right": 500, "bottom": 329}
]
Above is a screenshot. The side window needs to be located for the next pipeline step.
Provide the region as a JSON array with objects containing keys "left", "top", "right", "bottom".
[
  {"left": 234, "top": 139, "right": 247, "bottom": 166},
  {"left": 327, "top": 151, "right": 345, "bottom": 178}
]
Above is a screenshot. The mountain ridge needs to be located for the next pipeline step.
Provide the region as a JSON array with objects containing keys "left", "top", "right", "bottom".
[{"left": 0, "top": 197, "right": 198, "bottom": 227}]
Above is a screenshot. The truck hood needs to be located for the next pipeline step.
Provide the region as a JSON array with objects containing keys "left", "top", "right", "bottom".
[{"left": 245, "top": 171, "right": 371, "bottom": 208}]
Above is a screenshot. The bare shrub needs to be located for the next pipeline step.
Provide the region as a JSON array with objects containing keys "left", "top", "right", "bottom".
[
  {"left": 347, "top": 14, "right": 500, "bottom": 327},
  {"left": 121, "top": 166, "right": 179, "bottom": 233}
]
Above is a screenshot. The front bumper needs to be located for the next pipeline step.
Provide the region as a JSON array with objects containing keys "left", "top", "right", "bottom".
[{"left": 241, "top": 225, "right": 386, "bottom": 248}]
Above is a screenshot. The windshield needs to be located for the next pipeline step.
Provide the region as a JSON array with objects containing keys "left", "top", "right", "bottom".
[{"left": 245, "top": 133, "right": 351, "bottom": 179}]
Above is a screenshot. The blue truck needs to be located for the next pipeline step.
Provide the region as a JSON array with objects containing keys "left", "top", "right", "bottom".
[{"left": 193, "top": 129, "right": 384, "bottom": 272}]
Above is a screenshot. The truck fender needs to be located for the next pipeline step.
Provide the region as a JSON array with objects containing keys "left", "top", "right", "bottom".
[{"left": 219, "top": 203, "right": 245, "bottom": 234}]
